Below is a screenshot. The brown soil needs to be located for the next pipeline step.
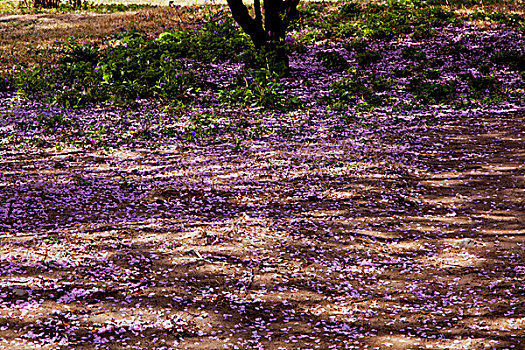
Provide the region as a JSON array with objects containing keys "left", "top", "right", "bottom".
[{"left": 1, "top": 111, "right": 524, "bottom": 349}]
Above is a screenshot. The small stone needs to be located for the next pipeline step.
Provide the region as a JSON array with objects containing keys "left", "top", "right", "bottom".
[
  {"left": 454, "top": 238, "right": 477, "bottom": 248},
  {"left": 12, "top": 288, "right": 28, "bottom": 297}
]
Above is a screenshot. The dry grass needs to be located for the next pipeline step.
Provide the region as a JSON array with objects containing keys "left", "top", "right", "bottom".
[
  {"left": 0, "top": 5, "right": 210, "bottom": 70},
  {"left": 456, "top": 1, "right": 525, "bottom": 15}
]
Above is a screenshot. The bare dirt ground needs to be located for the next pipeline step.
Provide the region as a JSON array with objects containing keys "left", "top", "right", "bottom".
[{"left": 0, "top": 108, "right": 524, "bottom": 349}]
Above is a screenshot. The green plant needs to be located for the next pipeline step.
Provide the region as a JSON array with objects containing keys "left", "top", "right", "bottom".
[
  {"left": 11, "top": 10, "right": 252, "bottom": 107},
  {"left": 370, "top": 74, "right": 393, "bottom": 92},
  {"left": 71, "top": 174, "right": 90, "bottom": 186},
  {"left": 408, "top": 78, "right": 457, "bottom": 104},
  {"left": 35, "top": 111, "right": 72, "bottom": 131},
  {"left": 298, "top": 3, "right": 325, "bottom": 19},
  {"left": 14, "top": 66, "right": 57, "bottom": 96},
  {"left": 80, "top": 3, "right": 157, "bottom": 14},
  {"left": 58, "top": 41, "right": 99, "bottom": 65},
  {"left": 316, "top": 51, "right": 349, "bottom": 71},
  {"left": 459, "top": 73, "right": 502, "bottom": 98},
  {"left": 491, "top": 50, "right": 525, "bottom": 72},
  {"left": 219, "top": 68, "right": 296, "bottom": 109},
  {"left": 291, "top": 0, "right": 457, "bottom": 43},
  {"left": 185, "top": 112, "right": 223, "bottom": 140},
  {"left": 339, "top": 2, "right": 362, "bottom": 17},
  {"left": 469, "top": 10, "right": 524, "bottom": 27},
  {"left": 423, "top": 69, "right": 441, "bottom": 80},
  {"left": 355, "top": 49, "right": 382, "bottom": 66},
  {"left": 193, "top": 10, "right": 251, "bottom": 62},
  {"left": 336, "top": 22, "right": 360, "bottom": 38},
  {"left": 425, "top": 0, "right": 513, "bottom": 6},
  {"left": 344, "top": 38, "right": 369, "bottom": 53},
  {"left": 14, "top": 30, "right": 208, "bottom": 106},
  {"left": 412, "top": 24, "right": 435, "bottom": 39},
  {"left": 440, "top": 41, "right": 470, "bottom": 57},
  {"left": 43, "top": 237, "right": 60, "bottom": 245},
  {"left": 242, "top": 46, "right": 290, "bottom": 77},
  {"left": 326, "top": 76, "right": 384, "bottom": 110},
  {"left": 401, "top": 47, "right": 427, "bottom": 61},
  {"left": 393, "top": 65, "right": 415, "bottom": 78},
  {"left": 478, "top": 64, "right": 490, "bottom": 75},
  {"left": 356, "top": 2, "right": 455, "bottom": 40}
]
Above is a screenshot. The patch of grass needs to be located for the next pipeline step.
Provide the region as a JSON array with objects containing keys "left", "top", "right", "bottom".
[
  {"left": 344, "top": 38, "right": 369, "bottom": 53},
  {"left": 292, "top": 0, "right": 458, "bottom": 43},
  {"left": 152, "top": 11, "right": 250, "bottom": 63},
  {"left": 293, "top": 2, "right": 335, "bottom": 40},
  {"left": 241, "top": 46, "right": 291, "bottom": 77},
  {"left": 426, "top": 0, "right": 520, "bottom": 7},
  {"left": 412, "top": 23, "right": 436, "bottom": 39},
  {"left": 339, "top": 1, "right": 362, "bottom": 18},
  {"left": 459, "top": 72, "right": 504, "bottom": 99},
  {"left": 370, "top": 73, "right": 394, "bottom": 92},
  {"left": 1, "top": 1, "right": 157, "bottom": 14},
  {"left": 316, "top": 51, "right": 349, "bottom": 71},
  {"left": 401, "top": 47, "right": 427, "bottom": 61},
  {"left": 491, "top": 50, "right": 525, "bottom": 72},
  {"left": 71, "top": 174, "right": 90, "bottom": 186},
  {"left": 393, "top": 65, "right": 415, "bottom": 78},
  {"left": 82, "top": 2, "right": 158, "bottom": 14},
  {"left": 35, "top": 110, "right": 72, "bottom": 131},
  {"left": 357, "top": 1, "right": 457, "bottom": 40},
  {"left": 183, "top": 112, "right": 223, "bottom": 141},
  {"left": 408, "top": 78, "right": 458, "bottom": 104},
  {"left": 0, "top": 5, "right": 214, "bottom": 71},
  {"left": 355, "top": 49, "right": 382, "bottom": 66},
  {"left": 468, "top": 10, "right": 525, "bottom": 27},
  {"left": 14, "top": 32, "right": 204, "bottom": 106},
  {"left": 11, "top": 10, "right": 251, "bottom": 107},
  {"left": 326, "top": 76, "right": 384, "bottom": 110},
  {"left": 297, "top": 2, "right": 326, "bottom": 19},
  {"left": 218, "top": 68, "right": 301, "bottom": 110},
  {"left": 423, "top": 69, "right": 442, "bottom": 80}
]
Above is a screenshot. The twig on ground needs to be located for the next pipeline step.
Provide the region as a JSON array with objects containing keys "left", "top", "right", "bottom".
[{"left": 243, "top": 263, "right": 261, "bottom": 297}]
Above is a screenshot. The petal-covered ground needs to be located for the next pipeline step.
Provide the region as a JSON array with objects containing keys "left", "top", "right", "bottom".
[
  {"left": 1, "top": 5, "right": 525, "bottom": 350},
  {"left": 1, "top": 108, "right": 524, "bottom": 349}
]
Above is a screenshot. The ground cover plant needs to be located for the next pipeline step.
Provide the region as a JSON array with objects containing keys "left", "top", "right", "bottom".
[{"left": 1, "top": 0, "right": 525, "bottom": 349}]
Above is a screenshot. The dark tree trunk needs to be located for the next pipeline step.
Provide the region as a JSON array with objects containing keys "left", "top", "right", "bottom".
[
  {"left": 264, "top": 0, "right": 282, "bottom": 42},
  {"left": 226, "top": 0, "right": 268, "bottom": 49},
  {"left": 282, "top": 0, "right": 300, "bottom": 33},
  {"left": 227, "top": 0, "right": 299, "bottom": 51},
  {"left": 254, "top": 0, "right": 263, "bottom": 30}
]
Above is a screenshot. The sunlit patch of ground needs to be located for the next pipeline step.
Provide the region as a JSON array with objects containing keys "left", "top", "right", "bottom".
[{"left": 0, "top": 5, "right": 203, "bottom": 70}]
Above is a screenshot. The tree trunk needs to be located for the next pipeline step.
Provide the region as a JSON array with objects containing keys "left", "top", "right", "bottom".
[
  {"left": 227, "top": 0, "right": 299, "bottom": 72},
  {"left": 226, "top": 0, "right": 267, "bottom": 49}
]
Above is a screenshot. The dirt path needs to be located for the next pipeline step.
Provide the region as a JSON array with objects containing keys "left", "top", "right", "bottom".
[{"left": 0, "top": 108, "right": 524, "bottom": 349}]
